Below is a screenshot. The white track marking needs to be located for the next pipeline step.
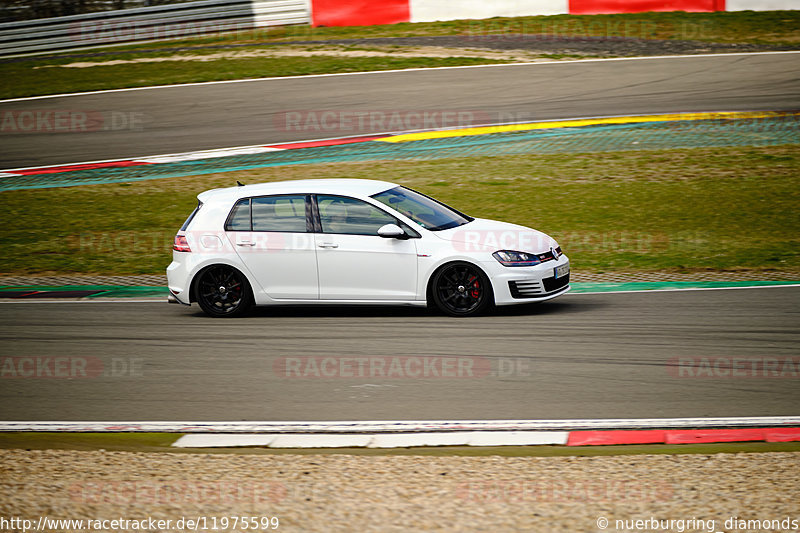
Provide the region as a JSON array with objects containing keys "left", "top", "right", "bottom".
[
  {"left": 174, "top": 434, "right": 276, "bottom": 448},
  {"left": 270, "top": 434, "right": 374, "bottom": 448},
  {"left": 136, "top": 146, "right": 283, "bottom": 163},
  {"left": 174, "top": 431, "right": 570, "bottom": 448},
  {"left": 2, "top": 51, "right": 798, "bottom": 103},
  {"left": 0, "top": 133, "right": 387, "bottom": 172}
]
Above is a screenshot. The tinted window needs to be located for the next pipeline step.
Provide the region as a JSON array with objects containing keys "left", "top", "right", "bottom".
[
  {"left": 225, "top": 199, "right": 251, "bottom": 231},
  {"left": 371, "top": 186, "right": 472, "bottom": 231},
  {"left": 252, "top": 195, "right": 307, "bottom": 232},
  {"left": 180, "top": 202, "right": 202, "bottom": 231},
  {"left": 317, "top": 195, "right": 397, "bottom": 236}
]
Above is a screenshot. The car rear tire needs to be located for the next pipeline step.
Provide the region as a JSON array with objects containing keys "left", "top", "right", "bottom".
[
  {"left": 430, "top": 262, "right": 493, "bottom": 317},
  {"left": 194, "top": 265, "right": 253, "bottom": 318}
]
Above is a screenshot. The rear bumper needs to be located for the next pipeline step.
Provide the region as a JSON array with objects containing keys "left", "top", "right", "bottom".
[
  {"left": 168, "top": 291, "right": 190, "bottom": 306},
  {"left": 166, "top": 259, "right": 192, "bottom": 305}
]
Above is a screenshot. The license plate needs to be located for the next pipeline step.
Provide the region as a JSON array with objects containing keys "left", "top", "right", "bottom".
[{"left": 554, "top": 262, "right": 570, "bottom": 279}]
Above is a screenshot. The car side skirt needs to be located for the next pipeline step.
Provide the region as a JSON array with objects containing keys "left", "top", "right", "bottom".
[{"left": 254, "top": 299, "right": 427, "bottom": 307}]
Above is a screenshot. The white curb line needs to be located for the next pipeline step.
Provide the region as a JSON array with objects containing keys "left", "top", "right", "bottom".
[
  {"left": 4, "top": 418, "right": 798, "bottom": 449},
  {"left": 171, "top": 431, "right": 571, "bottom": 448}
]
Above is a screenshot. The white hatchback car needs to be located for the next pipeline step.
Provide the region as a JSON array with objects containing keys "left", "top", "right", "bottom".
[{"left": 167, "top": 179, "right": 569, "bottom": 317}]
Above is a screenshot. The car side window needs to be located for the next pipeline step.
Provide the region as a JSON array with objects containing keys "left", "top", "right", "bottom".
[
  {"left": 225, "top": 195, "right": 308, "bottom": 232},
  {"left": 252, "top": 195, "right": 307, "bottom": 232},
  {"left": 317, "top": 195, "right": 397, "bottom": 236},
  {"left": 225, "top": 199, "right": 251, "bottom": 231}
]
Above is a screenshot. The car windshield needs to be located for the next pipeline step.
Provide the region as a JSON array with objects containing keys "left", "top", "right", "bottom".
[{"left": 371, "top": 186, "right": 472, "bottom": 231}]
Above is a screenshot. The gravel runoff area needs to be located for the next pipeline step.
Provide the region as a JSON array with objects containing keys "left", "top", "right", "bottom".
[
  {"left": 1, "top": 449, "right": 798, "bottom": 532},
  {"left": 310, "top": 35, "right": 796, "bottom": 57}
]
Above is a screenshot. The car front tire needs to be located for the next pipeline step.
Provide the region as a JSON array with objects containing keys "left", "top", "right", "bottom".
[{"left": 430, "top": 261, "right": 493, "bottom": 317}]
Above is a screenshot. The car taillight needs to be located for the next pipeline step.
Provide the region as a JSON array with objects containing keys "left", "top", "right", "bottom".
[{"left": 173, "top": 234, "right": 191, "bottom": 252}]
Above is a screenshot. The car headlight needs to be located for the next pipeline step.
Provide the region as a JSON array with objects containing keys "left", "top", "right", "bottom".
[{"left": 493, "top": 250, "right": 542, "bottom": 267}]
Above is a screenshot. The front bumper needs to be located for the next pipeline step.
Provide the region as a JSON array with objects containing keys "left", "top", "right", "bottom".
[{"left": 484, "top": 256, "right": 571, "bottom": 305}]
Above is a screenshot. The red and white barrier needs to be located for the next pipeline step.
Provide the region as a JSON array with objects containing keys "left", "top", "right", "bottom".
[
  {"left": 310, "top": 0, "right": 409, "bottom": 26},
  {"left": 411, "top": 0, "right": 568, "bottom": 23},
  {"left": 726, "top": 0, "right": 799, "bottom": 8},
  {"left": 569, "top": 0, "right": 724, "bottom": 15},
  {"left": 310, "top": 0, "right": 797, "bottom": 26}
]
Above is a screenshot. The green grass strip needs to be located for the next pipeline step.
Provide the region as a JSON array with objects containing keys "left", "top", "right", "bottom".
[
  {"left": 0, "top": 285, "right": 167, "bottom": 298},
  {"left": 2, "top": 145, "right": 797, "bottom": 276},
  {"left": 569, "top": 280, "right": 800, "bottom": 293},
  {"left": 1, "top": 281, "right": 798, "bottom": 299}
]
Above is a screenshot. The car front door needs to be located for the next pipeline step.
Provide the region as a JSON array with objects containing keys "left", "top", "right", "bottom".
[
  {"left": 226, "top": 194, "right": 319, "bottom": 300},
  {"left": 314, "top": 195, "right": 418, "bottom": 300}
]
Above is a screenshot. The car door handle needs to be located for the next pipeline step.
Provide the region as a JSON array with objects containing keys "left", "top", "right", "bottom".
[
  {"left": 318, "top": 243, "right": 339, "bottom": 248},
  {"left": 236, "top": 242, "right": 255, "bottom": 247}
]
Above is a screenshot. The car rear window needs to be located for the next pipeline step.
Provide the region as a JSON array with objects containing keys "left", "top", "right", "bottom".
[{"left": 180, "top": 202, "right": 202, "bottom": 231}]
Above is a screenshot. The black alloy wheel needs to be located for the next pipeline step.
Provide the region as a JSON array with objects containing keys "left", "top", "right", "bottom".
[
  {"left": 194, "top": 265, "right": 252, "bottom": 318},
  {"left": 431, "top": 262, "right": 492, "bottom": 317}
]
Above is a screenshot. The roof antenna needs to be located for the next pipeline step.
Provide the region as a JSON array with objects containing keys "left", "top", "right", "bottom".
[{"left": 236, "top": 180, "right": 245, "bottom": 187}]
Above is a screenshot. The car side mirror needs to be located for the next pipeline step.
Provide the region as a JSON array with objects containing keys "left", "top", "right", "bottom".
[{"left": 378, "top": 223, "right": 407, "bottom": 239}]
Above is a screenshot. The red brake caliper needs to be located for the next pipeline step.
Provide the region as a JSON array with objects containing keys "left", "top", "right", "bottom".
[{"left": 470, "top": 277, "right": 480, "bottom": 298}]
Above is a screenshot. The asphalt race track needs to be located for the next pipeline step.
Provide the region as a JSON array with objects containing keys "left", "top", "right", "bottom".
[
  {"left": 0, "top": 287, "right": 797, "bottom": 421},
  {"left": 1, "top": 53, "right": 798, "bottom": 423},
  {"left": 1, "top": 52, "right": 799, "bottom": 168}
]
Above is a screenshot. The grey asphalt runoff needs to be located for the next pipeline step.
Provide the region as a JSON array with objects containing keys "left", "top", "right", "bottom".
[
  {"left": 1, "top": 52, "right": 799, "bottom": 168},
  {"left": 0, "top": 287, "right": 797, "bottom": 421}
]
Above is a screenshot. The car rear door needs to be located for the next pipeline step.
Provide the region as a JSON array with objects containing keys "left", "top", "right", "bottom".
[{"left": 225, "top": 194, "right": 319, "bottom": 300}]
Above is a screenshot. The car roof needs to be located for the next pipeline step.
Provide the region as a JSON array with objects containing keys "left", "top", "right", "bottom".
[{"left": 197, "top": 179, "right": 399, "bottom": 204}]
